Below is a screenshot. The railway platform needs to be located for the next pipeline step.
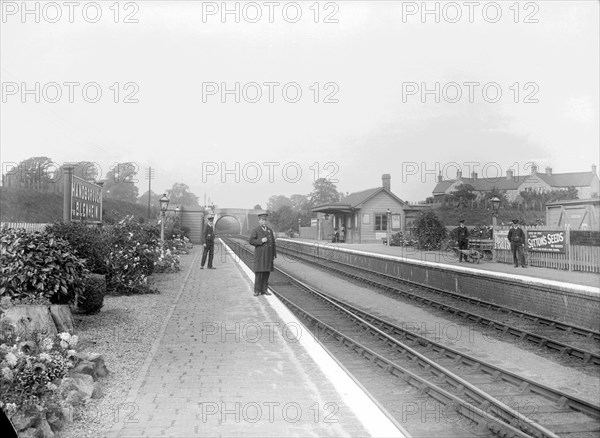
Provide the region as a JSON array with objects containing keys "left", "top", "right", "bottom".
[
  {"left": 108, "top": 242, "right": 407, "bottom": 438},
  {"left": 290, "top": 238, "right": 600, "bottom": 289},
  {"left": 276, "top": 239, "right": 600, "bottom": 332}
]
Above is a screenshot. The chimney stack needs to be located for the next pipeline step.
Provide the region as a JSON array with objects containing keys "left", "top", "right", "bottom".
[
  {"left": 471, "top": 171, "right": 478, "bottom": 180},
  {"left": 382, "top": 174, "right": 391, "bottom": 191},
  {"left": 531, "top": 164, "right": 538, "bottom": 174},
  {"left": 457, "top": 170, "right": 462, "bottom": 179},
  {"left": 545, "top": 167, "right": 552, "bottom": 175},
  {"left": 593, "top": 165, "right": 597, "bottom": 175},
  {"left": 437, "top": 171, "right": 443, "bottom": 183},
  {"left": 506, "top": 169, "right": 514, "bottom": 180}
]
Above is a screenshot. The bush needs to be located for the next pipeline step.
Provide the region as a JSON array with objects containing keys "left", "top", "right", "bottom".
[
  {"left": 46, "top": 222, "right": 107, "bottom": 274},
  {"left": 0, "top": 228, "right": 88, "bottom": 304},
  {"left": 102, "top": 217, "right": 160, "bottom": 294},
  {"left": 0, "top": 332, "right": 80, "bottom": 428},
  {"left": 76, "top": 274, "right": 106, "bottom": 315},
  {"left": 153, "top": 248, "right": 181, "bottom": 273},
  {"left": 414, "top": 211, "right": 447, "bottom": 250}
]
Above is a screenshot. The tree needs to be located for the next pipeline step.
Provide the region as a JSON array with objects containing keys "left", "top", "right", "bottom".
[
  {"left": 3, "top": 156, "right": 54, "bottom": 191},
  {"left": 137, "top": 190, "right": 161, "bottom": 206},
  {"left": 270, "top": 205, "right": 297, "bottom": 232},
  {"left": 290, "top": 194, "right": 312, "bottom": 228},
  {"left": 309, "top": 178, "right": 340, "bottom": 206},
  {"left": 414, "top": 210, "right": 447, "bottom": 250},
  {"left": 253, "top": 204, "right": 262, "bottom": 210},
  {"left": 102, "top": 162, "right": 139, "bottom": 203},
  {"left": 266, "top": 195, "right": 292, "bottom": 213},
  {"left": 165, "top": 183, "right": 200, "bottom": 207},
  {"left": 451, "top": 184, "right": 477, "bottom": 208}
]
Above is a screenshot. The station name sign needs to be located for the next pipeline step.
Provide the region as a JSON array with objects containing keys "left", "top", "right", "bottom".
[{"left": 71, "top": 176, "right": 102, "bottom": 222}]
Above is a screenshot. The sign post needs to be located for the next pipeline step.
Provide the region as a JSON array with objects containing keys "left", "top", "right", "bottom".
[{"left": 63, "top": 167, "right": 103, "bottom": 223}]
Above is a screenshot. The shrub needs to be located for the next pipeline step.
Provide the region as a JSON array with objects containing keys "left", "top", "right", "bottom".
[
  {"left": 153, "top": 248, "right": 181, "bottom": 273},
  {"left": 0, "top": 228, "right": 88, "bottom": 304},
  {"left": 102, "top": 217, "right": 160, "bottom": 294},
  {"left": 0, "top": 332, "right": 79, "bottom": 426},
  {"left": 46, "top": 221, "right": 108, "bottom": 274},
  {"left": 414, "top": 211, "right": 447, "bottom": 250},
  {"left": 76, "top": 274, "right": 106, "bottom": 315}
]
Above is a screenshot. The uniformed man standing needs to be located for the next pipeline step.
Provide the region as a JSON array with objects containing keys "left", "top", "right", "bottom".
[
  {"left": 455, "top": 219, "right": 469, "bottom": 262},
  {"left": 249, "top": 212, "right": 277, "bottom": 296},
  {"left": 200, "top": 216, "right": 216, "bottom": 269},
  {"left": 507, "top": 219, "right": 527, "bottom": 268}
]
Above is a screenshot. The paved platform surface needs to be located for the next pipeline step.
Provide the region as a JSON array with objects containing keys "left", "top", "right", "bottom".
[
  {"left": 108, "top": 243, "right": 406, "bottom": 438},
  {"left": 289, "top": 239, "right": 600, "bottom": 289}
]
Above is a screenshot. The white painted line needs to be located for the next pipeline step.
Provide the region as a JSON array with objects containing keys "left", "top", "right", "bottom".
[{"left": 222, "top": 240, "right": 409, "bottom": 438}]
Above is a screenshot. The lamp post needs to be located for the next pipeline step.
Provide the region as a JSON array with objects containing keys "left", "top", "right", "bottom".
[
  {"left": 386, "top": 208, "right": 391, "bottom": 246},
  {"left": 159, "top": 193, "right": 169, "bottom": 243},
  {"left": 490, "top": 196, "right": 501, "bottom": 228}
]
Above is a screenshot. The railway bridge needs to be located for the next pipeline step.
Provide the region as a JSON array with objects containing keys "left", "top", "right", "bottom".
[{"left": 179, "top": 206, "right": 257, "bottom": 244}]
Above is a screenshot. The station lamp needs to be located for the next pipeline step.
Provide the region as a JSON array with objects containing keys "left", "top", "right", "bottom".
[{"left": 159, "top": 194, "right": 170, "bottom": 243}]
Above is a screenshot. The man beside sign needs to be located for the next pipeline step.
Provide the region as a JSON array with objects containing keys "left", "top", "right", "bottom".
[{"left": 507, "top": 219, "right": 527, "bottom": 268}]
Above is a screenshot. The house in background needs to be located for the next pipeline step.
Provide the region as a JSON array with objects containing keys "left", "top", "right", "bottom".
[
  {"left": 432, "top": 164, "right": 599, "bottom": 203},
  {"left": 312, "top": 174, "right": 424, "bottom": 243}
]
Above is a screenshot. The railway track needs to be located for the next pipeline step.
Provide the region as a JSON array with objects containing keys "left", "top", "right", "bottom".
[
  {"left": 224, "top": 238, "right": 600, "bottom": 438},
  {"left": 274, "top": 239, "right": 600, "bottom": 367}
]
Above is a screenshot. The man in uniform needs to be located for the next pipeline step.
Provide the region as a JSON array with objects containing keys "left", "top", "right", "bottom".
[
  {"left": 455, "top": 219, "right": 469, "bottom": 262},
  {"left": 507, "top": 219, "right": 527, "bottom": 268},
  {"left": 200, "top": 216, "right": 216, "bottom": 269},
  {"left": 249, "top": 212, "right": 277, "bottom": 296}
]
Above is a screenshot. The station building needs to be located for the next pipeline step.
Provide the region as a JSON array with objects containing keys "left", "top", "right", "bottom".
[{"left": 312, "top": 174, "right": 425, "bottom": 244}]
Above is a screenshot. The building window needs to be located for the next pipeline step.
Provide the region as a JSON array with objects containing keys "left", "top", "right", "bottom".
[{"left": 375, "top": 214, "right": 388, "bottom": 231}]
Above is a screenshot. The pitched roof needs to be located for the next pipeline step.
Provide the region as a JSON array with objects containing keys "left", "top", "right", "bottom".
[
  {"left": 312, "top": 187, "right": 406, "bottom": 212},
  {"left": 537, "top": 171, "right": 596, "bottom": 187},
  {"left": 434, "top": 171, "right": 596, "bottom": 194}
]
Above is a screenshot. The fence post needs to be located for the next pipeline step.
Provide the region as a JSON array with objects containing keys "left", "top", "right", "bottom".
[{"left": 566, "top": 223, "right": 572, "bottom": 272}]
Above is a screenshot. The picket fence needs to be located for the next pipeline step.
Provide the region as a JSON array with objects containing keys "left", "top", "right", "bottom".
[
  {"left": 0, "top": 222, "right": 50, "bottom": 232},
  {"left": 494, "top": 225, "right": 600, "bottom": 273}
]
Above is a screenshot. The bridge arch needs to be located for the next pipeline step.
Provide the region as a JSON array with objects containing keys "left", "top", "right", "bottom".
[{"left": 179, "top": 207, "right": 259, "bottom": 244}]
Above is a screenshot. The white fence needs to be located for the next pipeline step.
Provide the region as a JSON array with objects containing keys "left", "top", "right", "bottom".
[{"left": 1, "top": 222, "right": 50, "bottom": 232}]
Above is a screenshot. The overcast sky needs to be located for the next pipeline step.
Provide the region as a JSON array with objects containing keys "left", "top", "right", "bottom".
[{"left": 1, "top": 1, "right": 598, "bottom": 209}]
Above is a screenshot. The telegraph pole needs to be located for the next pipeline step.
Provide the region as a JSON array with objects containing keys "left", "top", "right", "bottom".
[{"left": 145, "top": 167, "right": 155, "bottom": 219}]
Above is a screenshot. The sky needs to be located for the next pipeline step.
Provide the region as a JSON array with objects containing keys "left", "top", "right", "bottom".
[{"left": 1, "top": 0, "right": 598, "bottom": 209}]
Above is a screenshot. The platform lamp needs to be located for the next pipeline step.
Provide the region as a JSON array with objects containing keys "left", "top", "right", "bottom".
[
  {"left": 490, "top": 196, "right": 501, "bottom": 228},
  {"left": 386, "top": 208, "right": 391, "bottom": 246},
  {"left": 159, "top": 193, "right": 170, "bottom": 243}
]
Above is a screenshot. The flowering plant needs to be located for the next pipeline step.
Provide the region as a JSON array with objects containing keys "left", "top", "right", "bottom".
[
  {"left": 154, "top": 247, "right": 181, "bottom": 273},
  {"left": 0, "top": 332, "right": 79, "bottom": 413}
]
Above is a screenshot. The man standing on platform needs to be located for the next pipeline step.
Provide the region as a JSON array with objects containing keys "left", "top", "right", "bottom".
[
  {"left": 200, "top": 216, "right": 216, "bottom": 269},
  {"left": 455, "top": 219, "right": 469, "bottom": 262},
  {"left": 249, "top": 212, "right": 277, "bottom": 296},
  {"left": 507, "top": 219, "right": 527, "bottom": 268}
]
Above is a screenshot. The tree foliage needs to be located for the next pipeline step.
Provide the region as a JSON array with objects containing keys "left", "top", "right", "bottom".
[
  {"left": 310, "top": 178, "right": 340, "bottom": 206},
  {"left": 165, "top": 183, "right": 200, "bottom": 207},
  {"left": 266, "top": 195, "right": 292, "bottom": 213},
  {"left": 102, "top": 162, "right": 139, "bottom": 203}
]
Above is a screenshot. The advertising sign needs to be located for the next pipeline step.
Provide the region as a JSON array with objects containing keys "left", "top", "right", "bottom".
[
  {"left": 71, "top": 176, "right": 102, "bottom": 222},
  {"left": 493, "top": 231, "right": 510, "bottom": 250},
  {"left": 392, "top": 214, "right": 401, "bottom": 230},
  {"left": 527, "top": 230, "right": 566, "bottom": 253},
  {"left": 311, "top": 218, "right": 318, "bottom": 227}
]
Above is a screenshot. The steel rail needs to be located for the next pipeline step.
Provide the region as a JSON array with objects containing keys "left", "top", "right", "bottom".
[
  {"left": 276, "top": 241, "right": 600, "bottom": 365},
  {"left": 226, "top": 238, "right": 562, "bottom": 438}
]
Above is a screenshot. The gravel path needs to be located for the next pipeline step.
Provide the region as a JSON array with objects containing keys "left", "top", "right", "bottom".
[{"left": 59, "top": 248, "right": 199, "bottom": 438}]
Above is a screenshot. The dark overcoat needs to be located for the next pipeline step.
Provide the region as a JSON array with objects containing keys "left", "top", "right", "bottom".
[{"left": 249, "top": 225, "right": 277, "bottom": 272}]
